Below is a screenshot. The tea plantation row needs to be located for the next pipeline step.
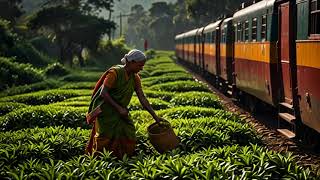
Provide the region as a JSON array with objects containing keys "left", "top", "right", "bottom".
[{"left": 0, "top": 51, "right": 317, "bottom": 179}]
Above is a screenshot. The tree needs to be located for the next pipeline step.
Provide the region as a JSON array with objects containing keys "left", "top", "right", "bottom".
[
  {"left": 147, "top": 2, "right": 175, "bottom": 50},
  {"left": 28, "top": 6, "right": 115, "bottom": 66},
  {"left": 125, "top": 4, "right": 147, "bottom": 49},
  {"left": 0, "top": 0, "right": 23, "bottom": 23},
  {"left": 185, "top": 0, "right": 252, "bottom": 26},
  {"left": 0, "top": 19, "right": 16, "bottom": 56}
]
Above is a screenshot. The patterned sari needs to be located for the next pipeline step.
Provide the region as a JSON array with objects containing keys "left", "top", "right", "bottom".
[{"left": 85, "top": 65, "right": 136, "bottom": 158}]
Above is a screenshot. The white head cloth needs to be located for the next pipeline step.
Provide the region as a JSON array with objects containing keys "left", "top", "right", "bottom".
[{"left": 121, "top": 49, "right": 146, "bottom": 64}]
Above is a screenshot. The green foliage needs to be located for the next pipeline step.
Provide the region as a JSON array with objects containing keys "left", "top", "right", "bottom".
[
  {"left": 149, "top": 68, "right": 187, "bottom": 77},
  {"left": 0, "top": 50, "right": 316, "bottom": 179},
  {"left": 43, "top": 63, "right": 69, "bottom": 77},
  {"left": 0, "top": 89, "right": 91, "bottom": 105},
  {"left": 157, "top": 106, "right": 237, "bottom": 120},
  {"left": 0, "top": 102, "right": 27, "bottom": 116},
  {"left": 150, "top": 81, "right": 210, "bottom": 92},
  {"left": 145, "top": 49, "right": 156, "bottom": 59},
  {"left": 30, "top": 36, "right": 60, "bottom": 59},
  {"left": 0, "top": 79, "right": 62, "bottom": 97},
  {"left": 0, "top": 0, "right": 23, "bottom": 22},
  {"left": 0, "top": 19, "right": 16, "bottom": 56},
  {"left": 60, "top": 71, "right": 102, "bottom": 82},
  {"left": 170, "top": 91, "right": 223, "bottom": 108},
  {"left": 8, "top": 41, "right": 52, "bottom": 67},
  {"left": 142, "top": 73, "right": 193, "bottom": 87},
  {"left": 63, "top": 96, "right": 91, "bottom": 102},
  {"left": 143, "top": 90, "right": 174, "bottom": 101},
  {"left": 28, "top": 5, "right": 116, "bottom": 66},
  {"left": 0, "top": 105, "right": 88, "bottom": 131},
  {"left": 96, "top": 37, "right": 130, "bottom": 67},
  {"left": 59, "top": 82, "right": 95, "bottom": 90},
  {"left": 0, "top": 126, "right": 89, "bottom": 169},
  {"left": 0, "top": 57, "right": 43, "bottom": 91},
  {"left": 128, "top": 96, "right": 170, "bottom": 111}
]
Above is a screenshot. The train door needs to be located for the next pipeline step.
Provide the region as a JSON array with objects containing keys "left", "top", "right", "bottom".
[
  {"left": 216, "top": 28, "right": 221, "bottom": 77},
  {"left": 182, "top": 37, "right": 184, "bottom": 61},
  {"left": 198, "top": 35, "right": 201, "bottom": 68},
  {"left": 193, "top": 36, "right": 196, "bottom": 65},
  {"left": 277, "top": 1, "right": 298, "bottom": 139},
  {"left": 279, "top": 2, "right": 294, "bottom": 104},
  {"left": 201, "top": 33, "right": 205, "bottom": 72}
]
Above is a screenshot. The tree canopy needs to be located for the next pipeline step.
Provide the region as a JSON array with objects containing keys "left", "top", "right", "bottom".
[
  {"left": 27, "top": 0, "right": 116, "bottom": 66},
  {"left": 0, "top": 0, "right": 23, "bottom": 23}
]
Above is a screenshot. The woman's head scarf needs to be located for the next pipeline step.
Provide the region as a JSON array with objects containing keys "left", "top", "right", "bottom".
[{"left": 121, "top": 49, "right": 146, "bottom": 64}]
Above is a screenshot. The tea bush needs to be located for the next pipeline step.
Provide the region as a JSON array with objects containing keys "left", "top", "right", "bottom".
[
  {"left": 1, "top": 145, "right": 313, "bottom": 179},
  {"left": 63, "top": 96, "right": 91, "bottom": 102},
  {"left": 60, "top": 72, "right": 102, "bottom": 82},
  {"left": 128, "top": 97, "right": 170, "bottom": 111},
  {"left": 8, "top": 41, "right": 52, "bottom": 67},
  {"left": 143, "top": 90, "right": 174, "bottom": 101},
  {"left": 51, "top": 101, "right": 90, "bottom": 107},
  {"left": 59, "top": 82, "right": 96, "bottom": 90},
  {"left": 0, "top": 126, "right": 89, "bottom": 169},
  {"left": 0, "top": 102, "right": 27, "bottom": 116},
  {"left": 150, "top": 81, "right": 210, "bottom": 92},
  {"left": 43, "top": 62, "right": 70, "bottom": 77},
  {"left": 170, "top": 91, "right": 223, "bottom": 108},
  {"left": 145, "top": 49, "right": 156, "bottom": 59},
  {"left": 146, "top": 56, "right": 174, "bottom": 65},
  {"left": 138, "top": 70, "right": 150, "bottom": 78},
  {"left": 149, "top": 68, "right": 187, "bottom": 77},
  {"left": 158, "top": 106, "right": 238, "bottom": 120},
  {"left": 0, "top": 89, "right": 91, "bottom": 105},
  {"left": 142, "top": 74, "right": 193, "bottom": 87},
  {"left": 0, "top": 105, "right": 88, "bottom": 131},
  {"left": 0, "top": 79, "right": 62, "bottom": 97},
  {"left": 131, "top": 107, "right": 239, "bottom": 125},
  {"left": 0, "top": 50, "right": 317, "bottom": 179},
  {"left": 0, "top": 57, "right": 43, "bottom": 90}
]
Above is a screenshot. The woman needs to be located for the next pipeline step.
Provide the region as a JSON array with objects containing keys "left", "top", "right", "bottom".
[{"left": 85, "top": 49, "right": 161, "bottom": 158}]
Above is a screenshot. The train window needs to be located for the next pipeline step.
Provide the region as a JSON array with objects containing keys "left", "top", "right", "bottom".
[
  {"left": 252, "top": 18, "right": 257, "bottom": 41},
  {"left": 237, "top": 22, "right": 242, "bottom": 42},
  {"left": 222, "top": 25, "right": 227, "bottom": 42},
  {"left": 208, "top": 33, "right": 211, "bottom": 43},
  {"left": 212, "top": 32, "right": 215, "bottom": 43},
  {"left": 244, "top": 20, "right": 249, "bottom": 41},
  {"left": 261, "top": 15, "right": 267, "bottom": 41},
  {"left": 310, "top": 0, "right": 320, "bottom": 36}
]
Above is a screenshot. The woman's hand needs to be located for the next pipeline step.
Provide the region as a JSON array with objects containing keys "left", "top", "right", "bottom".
[{"left": 118, "top": 107, "right": 129, "bottom": 120}]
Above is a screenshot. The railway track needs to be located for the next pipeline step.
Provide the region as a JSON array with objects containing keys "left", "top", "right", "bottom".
[{"left": 175, "top": 58, "right": 320, "bottom": 176}]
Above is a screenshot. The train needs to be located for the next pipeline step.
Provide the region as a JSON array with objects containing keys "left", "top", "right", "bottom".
[{"left": 174, "top": 0, "right": 320, "bottom": 146}]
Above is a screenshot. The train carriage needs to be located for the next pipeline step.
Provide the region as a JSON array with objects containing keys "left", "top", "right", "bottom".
[
  {"left": 174, "top": 0, "right": 320, "bottom": 143},
  {"left": 295, "top": 0, "right": 320, "bottom": 134},
  {"left": 219, "top": 17, "right": 235, "bottom": 93},
  {"left": 196, "top": 27, "right": 205, "bottom": 71},
  {"left": 174, "top": 33, "right": 184, "bottom": 60},
  {"left": 202, "top": 20, "right": 222, "bottom": 79},
  {"left": 183, "top": 28, "right": 198, "bottom": 65},
  {"left": 233, "top": 0, "right": 279, "bottom": 106}
]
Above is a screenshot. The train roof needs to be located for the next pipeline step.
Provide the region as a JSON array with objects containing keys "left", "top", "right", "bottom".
[
  {"left": 184, "top": 28, "right": 199, "bottom": 37},
  {"left": 175, "top": 33, "right": 185, "bottom": 40},
  {"left": 203, "top": 20, "right": 222, "bottom": 33},
  {"left": 221, "top": 17, "right": 233, "bottom": 25},
  {"left": 233, "top": 0, "right": 275, "bottom": 19},
  {"left": 196, "top": 27, "right": 205, "bottom": 35}
]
